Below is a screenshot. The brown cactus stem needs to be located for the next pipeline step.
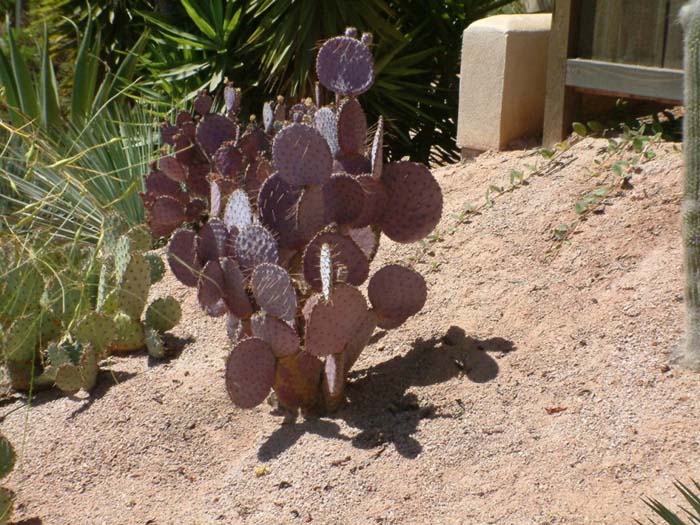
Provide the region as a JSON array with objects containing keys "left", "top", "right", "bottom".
[{"left": 322, "top": 352, "right": 347, "bottom": 412}]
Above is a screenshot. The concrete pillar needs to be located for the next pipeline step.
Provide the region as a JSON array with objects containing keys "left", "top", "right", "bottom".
[{"left": 457, "top": 14, "right": 552, "bottom": 156}]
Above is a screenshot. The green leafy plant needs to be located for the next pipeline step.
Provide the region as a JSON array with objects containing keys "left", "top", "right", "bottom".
[{"left": 637, "top": 479, "right": 700, "bottom": 525}]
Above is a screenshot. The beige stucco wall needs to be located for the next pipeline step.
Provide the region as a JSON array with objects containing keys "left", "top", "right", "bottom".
[{"left": 457, "top": 14, "right": 552, "bottom": 154}]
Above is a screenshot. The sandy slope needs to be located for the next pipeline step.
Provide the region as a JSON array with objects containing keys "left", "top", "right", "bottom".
[{"left": 4, "top": 137, "right": 698, "bottom": 525}]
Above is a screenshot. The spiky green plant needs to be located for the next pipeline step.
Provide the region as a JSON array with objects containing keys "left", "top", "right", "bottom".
[
  {"left": 637, "top": 479, "right": 700, "bottom": 525},
  {"left": 682, "top": 0, "right": 700, "bottom": 369}
]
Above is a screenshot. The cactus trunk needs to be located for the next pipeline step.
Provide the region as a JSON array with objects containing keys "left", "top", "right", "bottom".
[{"left": 682, "top": 0, "right": 700, "bottom": 368}]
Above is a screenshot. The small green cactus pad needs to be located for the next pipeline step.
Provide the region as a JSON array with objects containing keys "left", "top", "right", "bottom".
[
  {"left": 114, "top": 235, "right": 133, "bottom": 285},
  {"left": 118, "top": 252, "right": 150, "bottom": 320},
  {"left": 127, "top": 225, "right": 152, "bottom": 252},
  {"left": 167, "top": 229, "right": 202, "bottom": 287},
  {"left": 295, "top": 185, "right": 328, "bottom": 241},
  {"left": 145, "top": 327, "right": 165, "bottom": 358},
  {"left": 54, "top": 364, "right": 82, "bottom": 393},
  {"left": 110, "top": 312, "right": 146, "bottom": 352},
  {"left": 258, "top": 174, "right": 302, "bottom": 249},
  {"left": 272, "top": 123, "right": 333, "bottom": 187},
  {"left": 251, "top": 263, "right": 297, "bottom": 323},
  {"left": 273, "top": 351, "right": 322, "bottom": 411},
  {"left": 0, "top": 434, "right": 15, "bottom": 479},
  {"left": 214, "top": 142, "right": 244, "bottom": 179},
  {"left": 0, "top": 487, "right": 14, "bottom": 525},
  {"left": 337, "top": 98, "right": 367, "bottom": 157},
  {"left": 100, "top": 289, "right": 121, "bottom": 316},
  {"left": 370, "top": 116, "right": 384, "bottom": 179},
  {"left": 5, "top": 317, "right": 39, "bottom": 362},
  {"left": 145, "top": 297, "right": 182, "bottom": 333},
  {"left": 305, "top": 284, "right": 368, "bottom": 357},
  {"left": 302, "top": 231, "right": 369, "bottom": 291},
  {"left": 379, "top": 162, "right": 443, "bottom": 243},
  {"left": 74, "top": 312, "right": 116, "bottom": 354},
  {"left": 198, "top": 218, "right": 228, "bottom": 265},
  {"left": 316, "top": 34, "right": 376, "bottom": 97},
  {"left": 314, "top": 107, "right": 339, "bottom": 157},
  {"left": 159, "top": 155, "right": 187, "bottom": 183},
  {"left": 221, "top": 257, "right": 254, "bottom": 319},
  {"left": 250, "top": 314, "right": 300, "bottom": 357},
  {"left": 145, "top": 253, "right": 166, "bottom": 285},
  {"left": 196, "top": 114, "right": 236, "bottom": 156},
  {"left": 323, "top": 174, "right": 366, "bottom": 226},
  {"left": 225, "top": 337, "right": 276, "bottom": 408},
  {"left": 198, "top": 260, "right": 226, "bottom": 317},
  {"left": 194, "top": 90, "right": 213, "bottom": 115},
  {"left": 368, "top": 264, "right": 427, "bottom": 329},
  {"left": 224, "top": 189, "right": 254, "bottom": 233},
  {"left": 354, "top": 175, "right": 388, "bottom": 227},
  {"left": 344, "top": 309, "right": 378, "bottom": 374},
  {"left": 234, "top": 225, "right": 279, "bottom": 272},
  {"left": 147, "top": 196, "right": 186, "bottom": 238}
]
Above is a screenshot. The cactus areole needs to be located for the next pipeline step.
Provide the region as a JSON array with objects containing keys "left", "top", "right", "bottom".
[
  {"left": 143, "top": 29, "right": 443, "bottom": 414},
  {"left": 682, "top": 1, "right": 700, "bottom": 369}
]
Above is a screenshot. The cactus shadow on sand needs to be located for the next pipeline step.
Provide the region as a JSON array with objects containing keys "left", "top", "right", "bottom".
[{"left": 258, "top": 326, "right": 515, "bottom": 461}]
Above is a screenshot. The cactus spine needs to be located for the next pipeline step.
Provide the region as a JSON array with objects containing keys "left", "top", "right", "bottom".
[{"left": 682, "top": 0, "right": 700, "bottom": 369}]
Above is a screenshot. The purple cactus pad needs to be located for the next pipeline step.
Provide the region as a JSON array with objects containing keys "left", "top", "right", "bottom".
[
  {"left": 221, "top": 257, "right": 254, "bottom": 319},
  {"left": 148, "top": 196, "right": 186, "bottom": 237},
  {"left": 272, "top": 123, "right": 333, "bottom": 187},
  {"left": 323, "top": 174, "right": 366, "bottom": 226},
  {"left": 251, "top": 263, "right": 297, "bottom": 323},
  {"left": 167, "top": 229, "right": 201, "bottom": 287},
  {"left": 196, "top": 114, "right": 236, "bottom": 157},
  {"left": 316, "top": 36, "right": 375, "bottom": 97},
  {"left": 251, "top": 314, "right": 300, "bottom": 357},
  {"left": 234, "top": 225, "right": 279, "bottom": 272},
  {"left": 303, "top": 231, "right": 369, "bottom": 291},
  {"left": 225, "top": 337, "right": 276, "bottom": 408},
  {"left": 337, "top": 98, "right": 367, "bottom": 156},
  {"left": 368, "top": 264, "right": 427, "bottom": 329}
]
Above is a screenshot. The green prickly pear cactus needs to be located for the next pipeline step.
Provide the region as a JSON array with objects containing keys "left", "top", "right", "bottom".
[
  {"left": 682, "top": 0, "right": 700, "bottom": 369},
  {"left": 0, "top": 433, "right": 16, "bottom": 524}
]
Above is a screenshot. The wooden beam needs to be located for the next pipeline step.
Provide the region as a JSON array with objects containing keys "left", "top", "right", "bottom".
[
  {"left": 543, "top": 0, "right": 582, "bottom": 146},
  {"left": 566, "top": 58, "right": 684, "bottom": 102}
]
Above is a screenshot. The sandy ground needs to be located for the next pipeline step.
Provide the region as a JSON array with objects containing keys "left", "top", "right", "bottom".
[{"left": 3, "top": 136, "right": 698, "bottom": 525}]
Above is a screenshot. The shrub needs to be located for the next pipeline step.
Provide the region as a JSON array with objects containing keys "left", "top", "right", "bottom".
[{"left": 143, "top": 29, "right": 443, "bottom": 415}]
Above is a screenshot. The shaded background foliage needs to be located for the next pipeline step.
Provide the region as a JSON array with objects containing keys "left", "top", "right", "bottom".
[{"left": 2, "top": 0, "right": 517, "bottom": 164}]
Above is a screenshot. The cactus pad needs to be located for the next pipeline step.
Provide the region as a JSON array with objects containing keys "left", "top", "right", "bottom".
[
  {"left": 221, "top": 257, "right": 254, "bottom": 319},
  {"left": 314, "top": 107, "right": 339, "bottom": 157},
  {"left": 234, "top": 225, "right": 279, "bottom": 272},
  {"left": 145, "top": 296, "right": 182, "bottom": 333},
  {"left": 273, "top": 351, "right": 322, "bottom": 410},
  {"left": 251, "top": 263, "right": 297, "bottom": 322},
  {"left": 194, "top": 91, "right": 213, "bottom": 115},
  {"left": 295, "top": 186, "right": 328, "bottom": 241},
  {"left": 353, "top": 175, "right": 388, "bottom": 227},
  {"left": 74, "top": 312, "right": 116, "bottom": 354},
  {"left": 111, "top": 312, "right": 146, "bottom": 352},
  {"left": 224, "top": 189, "right": 254, "bottom": 232},
  {"left": 198, "top": 218, "right": 228, "bottom": 265},
  {"left": 225, "top": 337, "right": 276, "bottom": 408},
  {"left": 368, "top": 264, "right": 427, "bottom": 329},
  {"left": 198, "top": 260, "right": 226, "bottom": 316},
  {"left": 145, "top": 327, "right": 165, "bottom": 358},
  {"left": 316, "top": 35, "right": 375, "bottom": 97},
  {"left": 0, "top": 436, "right": 14, "bottom": 480},
  {"left": 370, "top": 116, "right": 384, "bottom": 179},
  {"left": 167, "top": 229, "right": 201, "bottom": 287},
  {"left": 117, "top": 252, "right": 150, "bottom": 320},
  {"left": 258, "top": 174, "right": 302, "bottom": 249},
  {"left": 303, "top": 231, "right": 369, "bottom": 291},
  {"left": 145, "top": 253, "right": 166, "bottom": 284},
  {"left": 337, "top": 98, "right": 367, "bottom": 156},
  {"left": 159, "top": 156, "right": 187, "bottom": 183},
  {"left": 251, "top": 314, "right": 300, "bottom": 357},
  {"left": 196, "top": 114, "right": 236, "bottom": 156},
  {"left": 379, "top": 162, "right": 443, "bottom": 243},
  {"left": 214, "top": 142, "right": 244, "bottom": 179},
  {"left": 272, "top": 123, "right": 333, "bottom": 187},
  {"left": 147, "top": 196, "right": 186, "bottom": 238},
  {"left": 305, "top": 284, "right": 367, "bottom": 357},
  {"left": 323, "top": 174, "right": 366, "bottom": 226}
]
